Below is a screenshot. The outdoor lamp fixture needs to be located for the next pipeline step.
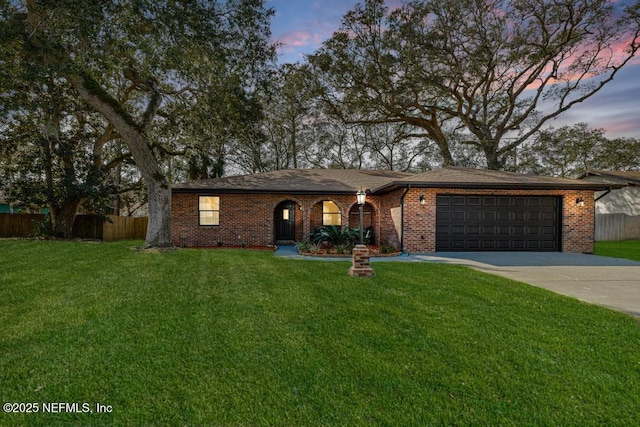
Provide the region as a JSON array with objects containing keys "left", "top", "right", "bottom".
[
  {"left": 357, "top": 188, "right": 366, "bottom": 245},
  {"left": 357, "top": 188, "right": 366, "bottom": 205},
  {"left": 419, "top": 194, "right": 426, "bottom": 205},
  {"left": 576, "top": 197, "right": 585, "bottom": 207}
]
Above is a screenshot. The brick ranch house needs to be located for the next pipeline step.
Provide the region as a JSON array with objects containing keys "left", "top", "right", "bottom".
[{"left": 170, "top": 167, "right": 620, "bottom": 253}]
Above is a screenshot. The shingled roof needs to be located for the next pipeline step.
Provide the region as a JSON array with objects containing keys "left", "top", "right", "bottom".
[
  {"left": 579, "top": 170, "right": 640, "bottom": 186},
  {"left": 172, "top": 167, "right": 620, "bottom": 194},
  {"left": 171, "top": 169, "right": 413, "bottom": 194},
  {"left": 372, "top": 167, "right": 622, "bottom": 192}
]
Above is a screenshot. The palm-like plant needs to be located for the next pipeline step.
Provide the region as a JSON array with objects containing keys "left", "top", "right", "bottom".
[{"left": 312, "top": 225, "right": 359, "bottom": 247}]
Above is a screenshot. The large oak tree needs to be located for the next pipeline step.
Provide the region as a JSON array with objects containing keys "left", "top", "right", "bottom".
[
  {"left": 0, "top": 79, "right": 122, "bottom": 237},
  {"left": 1, "top": 0, "right": 275, "bottom": 247},
  {"left": 309, "top": 0, "right": 640, "bottom": 170}
]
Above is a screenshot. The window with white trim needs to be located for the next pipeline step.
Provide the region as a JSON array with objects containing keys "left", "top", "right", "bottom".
[{"left": 199, "top": 196, "right": 220, "bottom": 225}]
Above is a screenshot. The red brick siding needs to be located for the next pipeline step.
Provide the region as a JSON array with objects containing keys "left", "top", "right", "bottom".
[
  {"left": 171, "top": 193, "right": 385, "bottom": 247},
  {"left": 172, "top": 187, "right": 595, "bottom": 253},
  {"left": 377, "top": 188, "right": 404, "bottom": 248},
  {"left": 402, "top": 188, "right": 595, "bottom": 254},
  {"left": 348, "top": 203, "right": 375, "bottom": 233},
  {"left": 310, "top": 202, "right": 324, "bottom": 233},
  {"left": 293, "top": 203, "right": 304, "bottom": 241}
]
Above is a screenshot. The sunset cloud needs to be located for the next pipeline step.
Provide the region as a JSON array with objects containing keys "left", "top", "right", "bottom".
[
  {"left": 544, "top": 64, "right": 640, "bottom": 137},
  {"left": 267, "top": 0, "right": 354, "bottom": 62}
]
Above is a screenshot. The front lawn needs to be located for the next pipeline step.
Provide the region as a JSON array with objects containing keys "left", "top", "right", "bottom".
[
  {"left": 1, "top": 240, "right": 639, "bottom": 425},
  {"left": 594, "top": 239, "right": 640, "bottom": 262}
]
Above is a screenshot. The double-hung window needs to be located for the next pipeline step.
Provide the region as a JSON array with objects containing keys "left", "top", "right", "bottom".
[{"left": 199, "top": 196, "right": 220, "bottom": 225}]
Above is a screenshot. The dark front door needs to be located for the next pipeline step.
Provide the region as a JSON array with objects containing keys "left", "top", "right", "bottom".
[
  {"left": 436, "top": 195, "right": 561, "bottom": 252},
  {"left": 276, "top": 202, "right": 296, "bottom": 241}
]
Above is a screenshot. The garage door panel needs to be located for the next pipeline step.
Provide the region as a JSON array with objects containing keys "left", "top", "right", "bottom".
[
  {"left": 481, "top": 240, "right": 496, "bottom": 250},
  {"left": 501, "top": 197, "right": 515, "bottom": 206},
  {"left": 467, "top": 225, "right": 480, "bottom": 235},
  {"left": 436, "top": 195, "right": 560, "bottom": 252},
  {"left": 452, "top": 211, "right": 465, "bottom": 221},
  {"left": 512, "top": 225, "right": 525, "bottom": 235},
  {"left": 466, "top": 240, "right": 481, "bottom": 250},
  {"left": 540, "top": 211, "right": 556, "bottom": 221},
  {"left": 467, "top": 211, "right": 480, "bottom": 221},
  {"left": 526, "top": 198, "right": 540, "bottom": 207},
  {"left": 480, "top": 225, "right": 494, "bottom": 234},
  {"left": 496, "top": 226, "right": 510, "bottom": 235},
  {"left": 436, "top": 197, "right": 450, "bottom": 206},
  {"left": 508, "top": 197, "right": 528, "bottom": 208},
  {"left": 528, "top": 225, "right": 540, "bottom": 235},
  {"left": 496, "top": 211, "right": 510, "bottom": 221},
  {"left": 467, "top": 197, "right": 481, "bottom": 206},
  {"left": 436, "top": 211, "right": 450, "bottom": 221},
  {"left": 452, "top": 240, "right": 465, "bottom": 249},
  {"left": 512, "top": 211, "right": 526, "bottom": 221},
  {"left": 481, "top": 211, "right": 496, "bottom": 221},
  {"left": 511, "top": 240, "right": 526, "bottom": 250},
  {"left": 451, "top": 225, "right": 465, "bottom": 234}
]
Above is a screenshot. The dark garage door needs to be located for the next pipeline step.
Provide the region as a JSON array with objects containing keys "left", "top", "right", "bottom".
[{"left": 436, "top": 195, "right": 561, "bottom": 252}]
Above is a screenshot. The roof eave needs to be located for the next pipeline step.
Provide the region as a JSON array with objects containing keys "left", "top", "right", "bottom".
[
  {"left": 170, "top": 187, "right": 360, "bottom": 195},
  {"left": 371, "top": 181, "right": 623, "bottom": 194}
]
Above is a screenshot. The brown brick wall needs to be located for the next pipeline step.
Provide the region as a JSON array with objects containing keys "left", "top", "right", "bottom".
[
  {"left": 172, "top": 187, "right": 596, "bottom": 253},
  {"left": 348, "top": 203, "right": 375, "bottom": 231},
  {"left": 310, "top": 202, "right": 323, "bottom": 234},
  {"left": 378, "top": 188, "right": 404, "bottom": 248},
  {"left": 401, "top": 188, "right": 596, "bottom": 254},
  {"left": 171, "top": 192, "right": 386, "bottom": 247}
]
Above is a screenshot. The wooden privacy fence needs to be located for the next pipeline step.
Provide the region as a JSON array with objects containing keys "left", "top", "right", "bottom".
[
  {"left": 102, "top": 215, "right": 148, "bottom": 242},
  {"left": 595, "top": 213, "right": 640, "bottom": 241},
  {"left": 0, "top": 213, "right": 148, "bottom": 242},
  {"left": 0, "top": 214, "right": 45, "bottom": 238}
]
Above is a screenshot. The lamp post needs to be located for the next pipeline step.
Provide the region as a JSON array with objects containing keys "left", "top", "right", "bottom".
[
  {"left": 349, "top": 188, "right": 374, "bottom": 277},
  {"left": 356, "top": 188, "right": 366, "bottom": 245}
]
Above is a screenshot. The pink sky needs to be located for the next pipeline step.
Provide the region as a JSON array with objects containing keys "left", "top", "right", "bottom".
[{"left": 266, "top": 0, "right": 640, "bottom": 139}]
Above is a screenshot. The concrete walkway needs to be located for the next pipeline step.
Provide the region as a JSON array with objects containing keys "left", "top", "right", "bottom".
[{"left": 275, "top": 246, "right": 640, "bottom": 317}]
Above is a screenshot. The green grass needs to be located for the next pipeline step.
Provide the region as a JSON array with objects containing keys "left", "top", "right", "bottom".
[
  {"left": 1, "top": 240, "right": 639, "bottom": 425},
  {"left": 594, "top": 239, "right": 640, "bottom": 262}
]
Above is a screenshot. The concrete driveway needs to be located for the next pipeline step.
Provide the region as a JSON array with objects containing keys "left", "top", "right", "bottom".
[{"left": 411, "top": 252, "right": 640, "bottom": 318}]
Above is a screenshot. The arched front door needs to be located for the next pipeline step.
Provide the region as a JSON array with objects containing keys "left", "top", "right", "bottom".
[{"left": 275, "top": 201, "right": 296, "bottom": 241}]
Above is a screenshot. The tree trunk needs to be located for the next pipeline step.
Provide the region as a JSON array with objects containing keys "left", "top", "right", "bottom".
[
  {"left": 290, "top": 119, "right": 298, "bottom": 168},
  {"left": 144, "top": 177, "right": 172, "bottom": 247},
  {"left": 406, "top": 115, "right": 455, "bottom": 167},
  {"left": 484, "top": 145, "right": 505, "bottom": 170},
  {"left": 49, "top": 200, "right": 81, "bottom": 238},
  {"left": 70, "top": 75, "right": 173, "bottom": 248}
]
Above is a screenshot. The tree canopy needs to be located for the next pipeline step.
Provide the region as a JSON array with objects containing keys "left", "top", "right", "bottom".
[
  {"left": 1, "top": 0, "right": 275, "bottom": 246},
  {"left": 308, "top": 0, "right": 640, "bottom": 169},
  {"left": 518, "top": 123, "right": 640, "bottom": 177}
]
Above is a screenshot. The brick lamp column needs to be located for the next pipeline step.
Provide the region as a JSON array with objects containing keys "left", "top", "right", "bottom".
[
  {"left": 349, "top": 244, "right": 375, "bottom": 277},
  {"left": 349, "top": 188, "right": 374, "bottom": 277}
]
